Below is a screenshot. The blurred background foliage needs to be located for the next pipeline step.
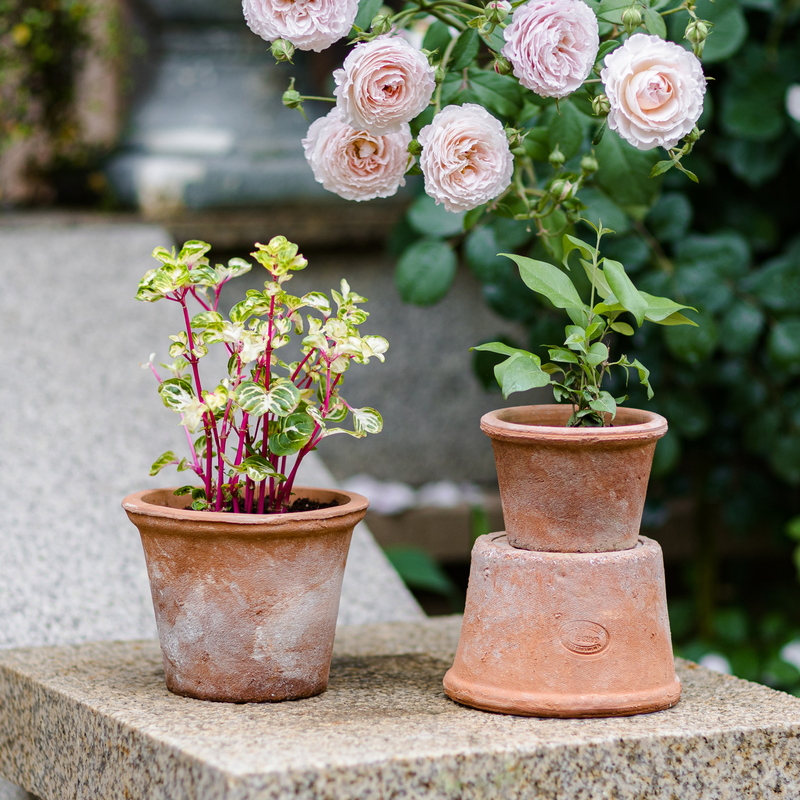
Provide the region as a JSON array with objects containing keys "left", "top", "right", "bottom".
[
  {"left": 388, "top": 0, "right": 800, "bottom": 692},
  {"left": 0, "top": 0, "right": 89, "bottom": 146}
]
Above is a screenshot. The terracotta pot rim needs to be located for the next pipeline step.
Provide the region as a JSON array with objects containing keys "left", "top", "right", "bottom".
[
  {"left": 122, "top": 485, "right": 369, "bottom": 534},
  {"left": 481, "top": 404, "right": 667, "bottom": 444},
  {"left": 482, "top": 533, "right": 659, "bottom": 558}
]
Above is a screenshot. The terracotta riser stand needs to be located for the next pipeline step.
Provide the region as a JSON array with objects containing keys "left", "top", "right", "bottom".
[
  {"left": 444, "top": 534, "right": 681, "bottom": 717},
  {"left": 444, "top": 405, "right": 680, "bottom": 718}
]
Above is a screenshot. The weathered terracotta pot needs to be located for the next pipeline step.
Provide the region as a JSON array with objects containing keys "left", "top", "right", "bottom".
[
  {"left": 443, "top": 533, "right": 681, "bottom": 717},
  {"left": 481, "top": 405, "right": 667, "bottom": 552},
  {"left": 122, "top": 486, "right": 368, "bottom": 703}
]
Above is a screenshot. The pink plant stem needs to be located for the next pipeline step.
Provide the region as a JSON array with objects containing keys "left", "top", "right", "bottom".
[{"left": 179, "top": 295, "right": 213, "bottom": 501}]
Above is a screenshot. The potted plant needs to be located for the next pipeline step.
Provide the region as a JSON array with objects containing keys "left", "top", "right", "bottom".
[
  {"left": 122, "top": 236, "right": 388, "bottom": 703},
  {"left": 444, "top": 222, "right": 694, "bottom": 716}
]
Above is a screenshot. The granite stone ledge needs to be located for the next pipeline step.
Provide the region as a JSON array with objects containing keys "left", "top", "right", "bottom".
[{"left": 1, "top": 617, "right": 800, "bottom": 800}]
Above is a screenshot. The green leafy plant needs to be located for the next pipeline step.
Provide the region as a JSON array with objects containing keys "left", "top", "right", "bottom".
[
  {"left": 137, "top": 236, "right": 388, "bottom": 514},
  {"left": 474, "top": 222, "right": 696, "bottom": 425}
]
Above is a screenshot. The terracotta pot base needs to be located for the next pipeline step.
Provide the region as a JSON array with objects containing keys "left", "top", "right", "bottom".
[{"left": 444, "top": 533, "right": 681, "bottom": 718}]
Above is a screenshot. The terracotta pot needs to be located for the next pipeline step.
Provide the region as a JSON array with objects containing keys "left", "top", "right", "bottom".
[
  {"left": 122, "top": 486, "right": 368, "bottom": 703},
  {"left": 481, "top": 405, "right": 667, "bottom": 552},
  {"left": 443, "top": 533, "right": 681, "bottom": 717}
]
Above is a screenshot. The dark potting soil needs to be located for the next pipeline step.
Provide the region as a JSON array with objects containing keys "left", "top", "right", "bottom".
[{"left": 285, "top": 497, "right": 340, "bottom": 513}]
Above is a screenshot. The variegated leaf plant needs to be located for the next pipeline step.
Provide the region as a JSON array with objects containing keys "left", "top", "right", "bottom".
[{"left": 137, "top": 236, "right": 387, "bottom": 513}]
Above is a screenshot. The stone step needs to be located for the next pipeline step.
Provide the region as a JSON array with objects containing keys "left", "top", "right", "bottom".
[{"left": 1, "top": 617, "right": 799, "bottom": 799}]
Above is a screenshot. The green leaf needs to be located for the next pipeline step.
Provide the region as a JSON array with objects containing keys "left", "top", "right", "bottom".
[
  {"left": 610, "top": 321, "right": 635, "bottom": 335},
  {"left": 650, "top": 160, "right": 675, "bottom": 179},
  {"left": 422, "top": 20, "right": 452, "bottom": 54},
  {"left": 721, "top": 70, "right": 786, "bottom": 142},
  {"left": 543, "top": 101, "right": 589, "bottom": 160},
  {"left": 502, "top": 254, "right": 587, "bottom": 313},
  {"left": 640, "top": 292, "right": 697, "bottom": 323},
  {"left": 720, "top": 301, "right": 765, "bottom": 355},
  {"left": 269, "top": 412, "right": 315, "bottom": 456},
  {"left": 654, "top": 311, "right": 699, "bottom": 326},
  {"left": 548, "top": 346, "right": 580, "bottom": 364},
  {"left": 450, "top": 28, "right": 480, "bottom": 71},
  {"left": 643, "top": 7, "right": 667, "bottom": 37},
  {"left": 353, "top": 0, "right": 383, "bottom": 32},
  {"left": 630, "top": 358, "right": 654, "bottom": 400},
  {"left": 395, "top": 239, "right": 457, "bottom": 306},
  {"left": 595, "top": 130, "right": 661, "bottom": 215},
  {"left": 150, "top": 451, "right": 177, "bottom": 476},
  {"left": 494, "top": 352, "right": 552, "bottom": 398},
  {"left": 467, "top": 69, "right": 523, "bottom": 119},
  {"left": 578, "top": 188, "right": 630, "bottom": 235},
  {"left": 646, "top": 193, "right": 693, "bottom": 243},
  {"left": 664, "top": 312, "right": 719, "bottom": 363},
  {"left": 383, "top": 545, "right": 461, "bottom": 606},
  {"left": 471, "top": 341, "right": 529, "bottom": 358},
  {"left": 523, "top": 127, "right": 550, "bottom": 162},
  {"left": 562, "top": 234, "right": 596, "bottom": 271},
  {"left": 603, "top": 259, "right": 647, "bottom": 326},
  {"left": 352, "top": 406, "right": 383, "bottom": 435},
  {"left": 589, "top": 391, "right": 617, "bottom": 417},
  {"left": 768, "top": 318, "right": 800, "bottom": 374},
  {"left": 586, "top": 342, "right": 609, "bottom": 366},
  {"left": 407, "top": 193, "right": 465, "bottom": 237}
]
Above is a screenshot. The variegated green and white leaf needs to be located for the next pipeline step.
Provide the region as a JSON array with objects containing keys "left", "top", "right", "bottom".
[
  {"left": 360, "top": 335, "right": 388, "bottom": 363},
  {"left": 188, "top": 263, "right": 220, "bottom": 287},
  {"left": 352, "top": 406, "right": 383, "bottom": 435},
  {"left": 237, "top": 455, "right": 285, "bottom": 483},
  {"left": 150, "top": 450, "right": 177, "bottom": 476},
  {"left": 301, "top": 292, "right": 332, "bottom": 316},
  {"left": 191, "top": 311, "right": 224, "bottom": 330},
  {"left": 235, "top": 379, "right": 300, "bottom": 417},
  {"left": 218, "top": 257, "right": 251, "bottom": 281},
  {"left": 159, "top": 379, "right": 194, "bottom": 411}
]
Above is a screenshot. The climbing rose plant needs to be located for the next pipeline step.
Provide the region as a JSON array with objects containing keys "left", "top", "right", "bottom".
[
  {"left": 241, "top": 0, "right": 711, "bottom": 426},
  {"left": 137, "top": 237, "right": 388, "bottom": 513}
]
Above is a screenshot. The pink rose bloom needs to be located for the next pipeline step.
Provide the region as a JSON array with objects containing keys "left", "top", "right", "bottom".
[
  {"left": 501, "top": 0, "right": 599, "bottom": 99},
  {"left": 601, "top": 34, "right": 706, "bottom": 151},
  {"left": 302, "top": 108, "right": 411, "bottom": 202},
  {"left": 419, "top": 104, "right": 513, "bottom": 213},
  {"left": 242, "top": 0, "right": 358, "bottom": 52},
  {"left": 334, "top": 36, "right": 437, "bottom": 135}
]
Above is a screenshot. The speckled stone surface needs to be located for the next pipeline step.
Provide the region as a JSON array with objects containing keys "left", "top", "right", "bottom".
[{"left": 1, "top": 617, "right": 800, "bottom": 799}]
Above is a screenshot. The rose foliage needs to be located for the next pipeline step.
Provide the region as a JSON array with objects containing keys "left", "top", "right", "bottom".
[{"left": 137, "top": 237, "right": 387, "bottom": 514}]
